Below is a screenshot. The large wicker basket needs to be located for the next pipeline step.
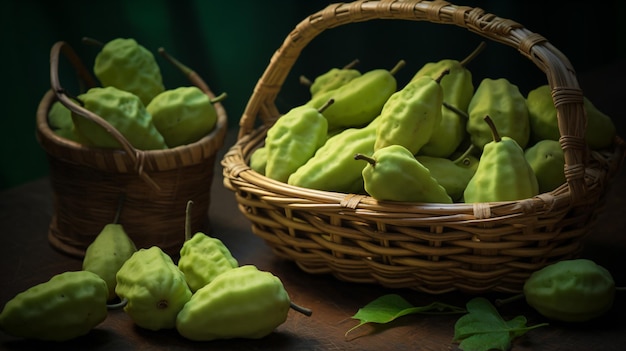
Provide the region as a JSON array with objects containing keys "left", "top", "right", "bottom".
[
  {"left": 36, "top": 41, "right": 227, "bottom": 258},
  {"left": 222, "top": 0, "right": 624, "bottom": 294}
]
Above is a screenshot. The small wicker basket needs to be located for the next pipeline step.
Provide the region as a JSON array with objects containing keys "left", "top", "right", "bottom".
[
  {"left": 36, "top": 41, "right": 227, "bottom": 258},
  {"left": 222, "top": 0, "right": 625, "bottom": 294}
]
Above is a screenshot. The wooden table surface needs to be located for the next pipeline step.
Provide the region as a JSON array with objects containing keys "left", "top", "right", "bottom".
[{"left": 1, "top": 63, "right": 625, "bottom": 350}]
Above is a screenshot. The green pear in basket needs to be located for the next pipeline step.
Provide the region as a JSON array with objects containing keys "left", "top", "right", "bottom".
[
  {"left": 411, "top": 42, "right": 484, "bottom": 158},
  {"left": 306, "top": 60, "right": 404, "bottom": 132},
  {"left": 72, "top": 86, "right": 168, "bottom": 150},
  {"left": 147, "top": 86, "right": 226, "bottom": 148},
  {"left": 48, "top": 100, "right": 81, "bottom": 142},
  {"left": 303, "top": 59, "right": 361, "bottom": 99},
  {"left": 93, "top": 37, "right": 164, "bottom": 105},
  {"left": 526, "top": 84, "right": 616, "bottom": 149},
  {"left": 416, "top": 145, "right": 479, "bottom": 202},
  {"left": 467, "top": 78, "right": 530, "bottom": 150},
  {"left": 355, "top": 144, "right": 452, "bottom": 203},
  {"left": 524, "top": 139, "right": 566, "bottom": 193},
  {"left": 464, "top": 116, "right": 538, "bottom": 203},
  {"left": 374, "top": 69, "right": 446, "bottom": 156}
]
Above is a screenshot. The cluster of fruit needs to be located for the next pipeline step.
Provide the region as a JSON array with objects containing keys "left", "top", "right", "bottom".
[
  {"left": 48, "top": 38, "right": 226, "bottom": 150},
  {"left": 251, "top": 43, "right": 616, "bottom": 203},
  {"left": 0, "top": 200, "right": 310, "bottom": 341}
]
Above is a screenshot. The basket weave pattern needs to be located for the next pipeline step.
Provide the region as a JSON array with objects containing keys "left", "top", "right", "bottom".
[
  {"left": 37, "top": 41, "right": 227, "bottom": 258},
  {"left": 222, "top": 0, "right": 624, "bottom": 294}
]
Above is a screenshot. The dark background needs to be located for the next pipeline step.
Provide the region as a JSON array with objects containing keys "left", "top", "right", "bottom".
[{"left": 1, "top": 0, "right": 624, "bottom": 190}]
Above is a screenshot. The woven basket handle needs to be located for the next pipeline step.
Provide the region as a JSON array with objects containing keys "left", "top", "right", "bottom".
[
  {"left": 49, "top": 41, "right": 161, "bottom": 191},
  {"left": 239, "top": 0, "right": 588, "bottom": 203}
]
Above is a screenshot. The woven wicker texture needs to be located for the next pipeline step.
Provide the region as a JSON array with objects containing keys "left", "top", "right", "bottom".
[
  {"left": 222, "top": 0, "right": 625, "bottom": 294},
  {"left": 37, "top": 41, "right": 227, "bottom": 258}
]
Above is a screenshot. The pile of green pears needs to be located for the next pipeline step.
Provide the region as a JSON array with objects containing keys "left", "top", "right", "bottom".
[
  {"left": 251, "top": 43, "right": 617, "bottom": 203},
  {"left": 48, "top": 38, "right": 226, "bottom": 150},
  {"left": 0, "top": 199, "right": 310, "bottom": 342}
]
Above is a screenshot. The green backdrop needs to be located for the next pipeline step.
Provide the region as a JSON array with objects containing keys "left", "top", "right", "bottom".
[{"left": 1, "top": 0, "right": 624, "bottom": 190}]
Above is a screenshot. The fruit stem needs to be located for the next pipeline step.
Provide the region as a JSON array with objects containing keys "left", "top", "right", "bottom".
[
  {"left": 158, "top": 47, "right": 213, "bottom": 96},
  {"left": 318, "top": 98, "right": 335, "bottom": 114},
  {"left": 494, "top": 293, "right": 525, "bottom": 307},
  {"left": 459, "top": 41, "right": 487, "bottom": 67},
  {"left": 299, "top": 75, "right": 313, "bottom": 87},
  {"left": 484, "top": 115, "right": 501, "bottom": 143},
  {"left": 389, "top": 60, "right": 406, "bottom": 76},
  {"left": 452, "top": 144, "right": 477, "bottom": 165},
  {"left": 434, "top": 69, "right": 450, "bottom": 84},
  {"left": 107, "top": 297, "right": 128, "bottom": 310},
  {"left": 354, "top": 153, "right": 377, "bottom": 166},
  {"left": 113, "top": 193, "right": 126, "bottom": 224},
  {"left": 342, "top": 58, "right": 360, "bottom": 70},
  {"left": 290, "top": 301, "right": 313, "bottom": 317},
  {"left": 210, "top": 92, "right": 228, "bottom": 104},
  {"left": 442, "top": 101, "right": 469, "bottom": 119},
  {"left": 185, "top": 200, "right": 193, "bottom": 242},
  {"left": 81, "top": 37, "right": 104, "bottom": 47}
]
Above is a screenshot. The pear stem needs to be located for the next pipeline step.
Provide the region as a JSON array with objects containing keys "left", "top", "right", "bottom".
[
  {"left": 290, "top": 301, "right": 313, "bottom": 317},
  {"left": 442, "top": 101, "right": 469, "bottom": 119},
  {"left": 484, "top": 115, "right": 501, "bottom": 143},
  {"left": 434, "top": 69, "right": 450, "bottom": 84},
  {"left": 158, "top": 47, "right": 221, "bottom": 98},
  {"left": 299, "top": 75, "right": 313, "bottom": 87},
  {"left": 389, "top": 60, "right": 406, "bottom": 76},
  {"left": 106, "top": 298, "right": 128, "bottom": 310},
  {"left": 342, "top": 58, "right": 360, "bottom": 70},
  {"left": 185, "top": 200, "right": 193, "bottom": 242},
  {"left": 459, "top": 41, "right": 487, "bottom": 67},
  {"left": 81, "top": 37, "right": 104, "bottom": 47},
  {"left": 318, "top": 98, "right": 335, "bottom": 114},
  {"left": 495, "top": 293, "right": 525, "bottom": 307},
  {"left": 113, "top": 193, "right": 126, "bottom": 224},
  {"left": 354, "top": 153, "right": 377, "bottom": 166},
  {"left": 452, "top": 144, "right": 477, "bottom": 165}
]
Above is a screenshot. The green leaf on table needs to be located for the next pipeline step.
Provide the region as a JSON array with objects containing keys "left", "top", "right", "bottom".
[
  {"left": 453, "top": 297, "right": 549, "bottom": 351},
  {"left": 345, "top": 294, "right": 466, "bottom": 337}
]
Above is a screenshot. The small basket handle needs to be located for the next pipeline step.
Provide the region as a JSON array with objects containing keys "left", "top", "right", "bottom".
[
  {"left": 239, "top": 0, "right": 589, "bottom": 203},
  {"left": 49, "top": 41, "right": 162, "bottom": 191}
]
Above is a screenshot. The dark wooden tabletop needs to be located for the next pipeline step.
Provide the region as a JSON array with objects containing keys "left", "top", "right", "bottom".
[{"left": 1, "top": 62, "right": 625, "bottom": 350}]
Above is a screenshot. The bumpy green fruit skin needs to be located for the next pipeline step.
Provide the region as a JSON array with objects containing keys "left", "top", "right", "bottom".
[
  {"left": 524, "top": 139, "right": 566, "bottom": 193},
  {"left": 523, "top": 259, "right": 615, "bottom": 322},
  {"left": 416, "top": 155, "right": 477, "bottom": 202},
  {"left": 146, "top": 86, "right": 218, "bottom": 147},
  {"left": 309, "top": 67, "right": 361, "bottom": 98},
  {"left": 264, "top": 105, "right": 328, "bottom": 183},
  {"left": 176, "top": 265, "right": 291, "bottom": 341},
  {"left": 288, "top": 116, "right": 381, "bottom": 194},
  {"left": 82, "top": 223, "right": 137, "bottom": 300},
  {"left": 467, "top": 78, "right": 530, "bottom": 150},
  {"left": 412, "top": 59, "right": 474, "bottom": 158},
  {"left": 94, "top": 38, "right": 164, "bottom": 105},
  {"left": 464, "top": 135, "right": 538, "bottom": 203},
  {"left": 115, "top": 246, "right": 192, "bottom": 331},
  {"left": 309, "top": 68, "right": 397, "bottom": 130},
  {"left": 0, "top": 271, "right": 108, "bottom": 341},
  {"left": 359, "top": 144, "right": 452, "bottom": 203},
  {"left": 249, "top": 146, "right": 268, "bottom": 175},
  {"left": 374, "top": 75, "right": 443, "bottom": 155},
  {"left": 178, "top": 232, "right": 238, "bottom": 292},
  {"left": 526, "top": 84, "right": 616, "bottom": 149},
  {"left": 74, "top": 86, "right": 168, "bottom": 150},
  {"left": 48, "top": 101, "right": 81, "bottom": 142}
]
